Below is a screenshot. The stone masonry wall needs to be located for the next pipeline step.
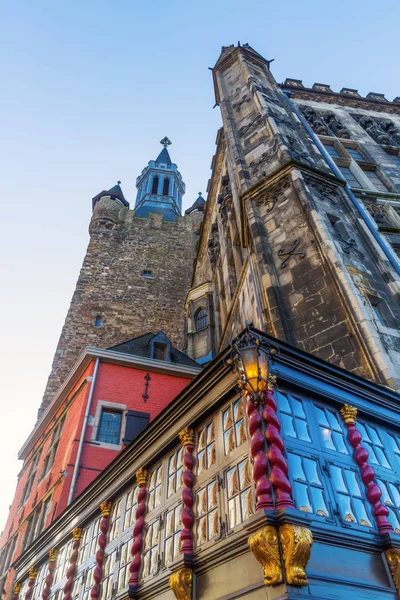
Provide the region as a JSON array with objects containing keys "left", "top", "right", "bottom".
[{"left": 39, "top": 198, "right": 202, "bottom": 416}]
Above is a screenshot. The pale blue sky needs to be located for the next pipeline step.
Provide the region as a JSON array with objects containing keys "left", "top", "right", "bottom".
[{"left": 1, "top": 0, "right": 399, "bottom": 531}]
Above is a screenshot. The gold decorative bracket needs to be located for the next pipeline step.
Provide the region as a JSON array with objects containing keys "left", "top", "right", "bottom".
[
  {"left": 385, "top": 547, "right": 400, "bottom": 593},
  {"left": 100, "top": 501, "right": 112, "bottom": 516},
  {"left": 340, "top": 404, "right": 358, "bottom": 424},
  {"left": 135, "top": 467, "right": 148, "bottom": 486},
  {"left": 248, "top": 525, "right": 283, "bottom": 585},
  {"left": 279, "top": 523, "right": 313, "bottom": 586},
  {"left": 169, "top": 567, "right": 193, "bottom": 600}
]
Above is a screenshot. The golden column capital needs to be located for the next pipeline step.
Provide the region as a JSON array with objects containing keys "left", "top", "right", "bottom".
[
  {"left": 267, "top": 375, "right": 277, "bottom": 391},
  {"left": 248, "top": 526, "right": 282, "bottom": 586},
  {"left": 169, "top": 567, "right": 193, "bottom": 600},
  {"left": 385, "top": 547, "right": 400, "bottom": 592},
  {"left": 340, "top": 404, "right": 358, "bottom": 424},
  {"left": 12, "top": 582, "right": 21, "bottom": 594},
  {"left": 48, "top": 548, "right": 57, "bottom": 562},
  {"left": 72, "top": 527, "right": 83, "bottom": 541},
  {"left": 135, "top": 468, "right": 148, "bottom": 486},
  {"left": 279, "top": 523, "right": 313, "bottom": 586},
  {"left": 179, "top": 426, "right": 194, "bottom": 446},
  {"left": 100, "top": 501, "right": 112, "bottom": 516},
  {"left": 28, "top": 568, "right": 38, "bottom": 580}
]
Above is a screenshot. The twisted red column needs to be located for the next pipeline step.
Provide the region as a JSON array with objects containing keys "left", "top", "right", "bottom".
[
  {"left": 263, "top": 376, "right": 294, "bottom": 510},
  {"left": 91, "top": 502, "right": 112, "bottom": 600},
  {"left": 12, "top": 582, "right": 21, "bottom": 600},
  {"left": 25, "top": 568, "right": 37, "bottom": 600},
  {"left": 63, "top": 529, "right": 82, "bottom": 600},
  {"left": 246, "top": 394, "right": 273, "bottom": 510},
  {"left": 128, "top": 468, "right": 148, "bottom": 596},
  {"left": 42, "top": 549, "right": 57, "bottom": 600},
  {"left": 179, "top": 427, "right": 195, "bottom": 554},
  {"left": 340, "top": 404, "right": 392, "bottom": 534}
]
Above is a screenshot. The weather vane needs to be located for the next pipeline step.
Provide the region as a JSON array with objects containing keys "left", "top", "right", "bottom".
[{"left": 160, "top": 136, "right": 172, "bottom": 148}]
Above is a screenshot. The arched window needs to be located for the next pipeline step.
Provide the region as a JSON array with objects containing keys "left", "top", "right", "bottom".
[
  {"left": 151, "top": 175, "right": 159, "bottom": 195},
  {"left": 95, "top": 315, "right": 102, "bottom": 328},
  {"left": 162, "top": 177, "right": 170, "bottom": 196},
  {"left": 195, "top": 308, "right": 208, "bottom": 331}
]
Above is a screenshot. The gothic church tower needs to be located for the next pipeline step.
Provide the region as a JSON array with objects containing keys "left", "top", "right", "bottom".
[
  {"left": 40, "top": 139, "right": 203, "bottom": 416},
  {"left": 186, "top": 44, "right": 400, "bottom": 390}
]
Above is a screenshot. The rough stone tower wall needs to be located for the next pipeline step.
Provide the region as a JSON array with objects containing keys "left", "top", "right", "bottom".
[{"left": 39, "top": 198, "right": 201, "bottom": 416}]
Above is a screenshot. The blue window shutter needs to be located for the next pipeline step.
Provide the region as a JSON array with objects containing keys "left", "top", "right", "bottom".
[{"left": 123, "top": 411, "right": 150, "bottom": 445}]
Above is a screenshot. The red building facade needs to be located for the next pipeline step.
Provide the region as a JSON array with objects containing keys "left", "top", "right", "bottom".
[{"left": 0, "top": 333, "right": 200, "bottom": 594}]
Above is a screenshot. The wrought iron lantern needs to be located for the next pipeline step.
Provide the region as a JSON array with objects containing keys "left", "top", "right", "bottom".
[{"left": 226, "top": 325, "right": 274, "bottom": 403}]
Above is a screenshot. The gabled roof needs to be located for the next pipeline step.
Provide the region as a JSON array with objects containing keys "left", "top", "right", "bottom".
[
  {"left": 109, "top": 331, "right": 199, "bottom": 367},
  {"left": 185, "top": 193, "right": 206, "bottom": 215},
  {"left": 155, "top": 147, "right": 172, "bottom": 166},
  {"left": 92, "top": 182, "right": 130, "bottom": 210}
]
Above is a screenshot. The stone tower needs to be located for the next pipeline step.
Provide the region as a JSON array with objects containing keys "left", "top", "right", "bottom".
[
  {"left": 186, "top": 44, "right": 400, "bottom": 389},
  {"left": 40, "top": 140, "right": 204, "bottom": 416}
]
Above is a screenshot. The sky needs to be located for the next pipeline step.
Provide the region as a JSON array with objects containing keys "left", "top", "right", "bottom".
[{"left": 1, "top": 0, "right": 399, "bottom": 532}]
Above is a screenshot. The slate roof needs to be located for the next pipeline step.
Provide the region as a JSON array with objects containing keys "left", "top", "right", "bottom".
[
  {"left": 92, "top": 183, "right": 130, "bottom": 210},
  {"left": 108, "top": 332, "right": 199, "bottom": 367},
  {"left": 155, "top": 147, "right": 172, "bottom": 166},
  {"left": 185, "top": 193, "right": 206, "bottom": 215}
]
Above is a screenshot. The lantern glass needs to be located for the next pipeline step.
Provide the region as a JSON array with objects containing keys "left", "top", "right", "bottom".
[{"left": 239, "top": 345, "right": 269, "bottom": 394}]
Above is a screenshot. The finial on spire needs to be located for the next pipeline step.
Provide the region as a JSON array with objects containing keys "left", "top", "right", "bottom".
[
  {"left": 117, "top": 180, "right": 121, "bottom": 185},
  {"left": 160, "top": 136, "right": 172, "bottom": 148},
  {"left": 198, "top": 192, "right": 202, "bottom": 196}
]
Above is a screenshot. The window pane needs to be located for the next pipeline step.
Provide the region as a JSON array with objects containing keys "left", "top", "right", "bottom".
[
  {"left": 316, "top": 407, "right": 329, "bottom": 427},
  {"left": 277, "top": 392, "right": 291, "bottom": 413},
  {"left": 332, "top": 431, "right": 348, "bottom": 454},
  {"left": 338, "top": 494, "right": 356, "bottom": 523},
  {"left": 97, "top": 410, "right": 122, "bottom": 444},
  {"left": 281, "top": 413, "right": 296, "bottom": 438},
  {"left": 294, "top": 482, "right": 312, "bottom": 513},
  {"left": 344, "top": 470, "right": 361, "bottom": 496},
  {"left": 291, "top": 397, "right": 305, "bottom": 418},
  {"left": 353, "top": 498, "right": 371, "bottom": 527},
  {"left": 296, "top": 419, "right": 311, "bottom": 442},
  {"left": 331, "top": 466, "right": 347, "bottom": 493},
  {"left": 346, "top": 147, "right": 364, "bottom": 161},
  {"left": 288, "top": 453, "right": 305, "bottom": 480},
  {"left": 375, "top": 447, "right": 391, "bottom": 469},
  {"left": 364, "top": 169, "right": 388, "bottom": 192},
  {"left": 340, "top": 166, "right": 361, "bottom": 188},
  {"left": 310, "top": 487, "right": 329, "bottom": 517},
  {"left": 324, "top": 144, "right": 340, "bottom": 157},
  {"left": 303, "top": 457, "right": 321, "bottom": 485},
  {"left": 321, "top": 427, "right": 336, "bottom": 451}
]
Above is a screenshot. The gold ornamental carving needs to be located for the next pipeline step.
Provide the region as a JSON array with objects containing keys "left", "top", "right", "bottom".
[
  {"left": 340, "top": 404, "right": 358, "bottom": 424},
  {"left": 385, "top": 547, "right": 400, "bottom": 592},
  {"left": 135, "top": 467, "right": 148, "bottom": 486},
  {"left": 248, "top": 526, "right": 283, "bottom": 586},
  {"left": 100, "top": 501, "right": 112, "bottom": 516},
  {"left": 28, "top": 568, "right": 38, "bottom": 580},
  {"left": 49, "top": 548, "right": 57, "bottom": 562},
  {"left": 279, "top": 523, "right": 313, "bottom": 586},
  {"left": 72, "top": 527, "right": 83, "bottom": 541},
  {"left": 179, "top": 426, "right": 194, "bottom": 446},
  {"left": 13, "top": 582, "right": 21, "bottom": 595},
  {"left": 267, "top": 375, "right": 277, "bottom": 391},
  {"left": 169, "top": 567, "right": 193, "bottom": 600}
]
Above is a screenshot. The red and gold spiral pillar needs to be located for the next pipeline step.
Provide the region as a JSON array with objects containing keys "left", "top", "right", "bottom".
[
  {"left": 179, "top": 427, "right": 195, "bottom": 554},
  {"left": 42, "top": 549, "right": 57, "bottom": 600},
  {"left": 63, "top": 529, "right": 82, "bottom": 600},
  {"left": 128, "top": 468, "right": 148, "bottom": 599},
  {"left": 24, "top": 568, "right": 37, "bottom": 600},
  {"left": 340, "top": 404, "right": 392, "bottom": 534},
  {"left": 91, "top": 501, "right": 112, "bottom": 600},
  {"left": 246, "top": 392, "right": 273, "bottom": 510},
  {"left": 11, "top": 582, "right": 21, "bottom": 600}
]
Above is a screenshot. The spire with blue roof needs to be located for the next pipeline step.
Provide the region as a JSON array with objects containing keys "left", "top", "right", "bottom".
[{"left": 134, "top": 137, "right": 186, "bottom": 221}]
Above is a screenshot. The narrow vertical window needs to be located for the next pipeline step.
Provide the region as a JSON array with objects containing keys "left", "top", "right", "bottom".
[
  {"left": 162, "top": 177, "right": 170, "bottom": 196},
  {"left": 196, "top": 480, "right": 219, "bottom": 545},
  {"left": 95, "top": 316, "right": 102, "bottom": 328},
  {"left": 164, "top": 505, "right": 182, "bottom": 563},
  {"left": 151, "top": 176, "right": 159, "bottom": 194},
  {"left": 97, "top": 410, "right": 122, "bottom": 445},
  {"left": 195, "top": 308, "right": 208, "bottom": 331}
]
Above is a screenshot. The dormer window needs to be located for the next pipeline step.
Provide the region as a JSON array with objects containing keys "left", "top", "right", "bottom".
[
  {"left": 162, "top": 177, "right": 170, "bottom": 196},
  {"left": 151, "top": 176, "right": 159, "bottom": 195},
  {"left": 153, "top": 342, "right": 167, "bottom": 361}
]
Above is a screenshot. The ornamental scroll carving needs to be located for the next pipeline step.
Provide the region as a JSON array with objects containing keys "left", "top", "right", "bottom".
[
  {"left": 300, "top": 106, "right": 351, "bottom": 139},
  {"left": 248, "top": 526, "right": 282, "bottom": 586},
  {"left": 253, "top": 177, "right": 291, "bottom": 213},
  {"left": 302, "top": 174, "right": 340, "bottom": 205},
  {"left": 352, "top": 114, "right": 400, "bottom": 147},
  {"left": 207, "top": 223, "right": 220, "bottom": 270},
  {"left": 279, "top": 523, "right": 313, "bottom": 586},
  {"left": 169, "top": 567, "right": 193, "bottom": 600},
  {"left": 385, "top": 547, "right": 400, "bottom": 592}
]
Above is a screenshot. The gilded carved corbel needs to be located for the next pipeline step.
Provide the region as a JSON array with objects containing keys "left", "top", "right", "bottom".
[
  {"left": 169, "top": 567, "right": 193, "bottom": 600},
  {"left": 279, "top": 523, "right": 313, "bottom": 586},
  {"left": 385, "top": 547, "right": 400, "bottom": 593},
  {"left": 248, "top": 526, "right": 283, "bottom": 586}
]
